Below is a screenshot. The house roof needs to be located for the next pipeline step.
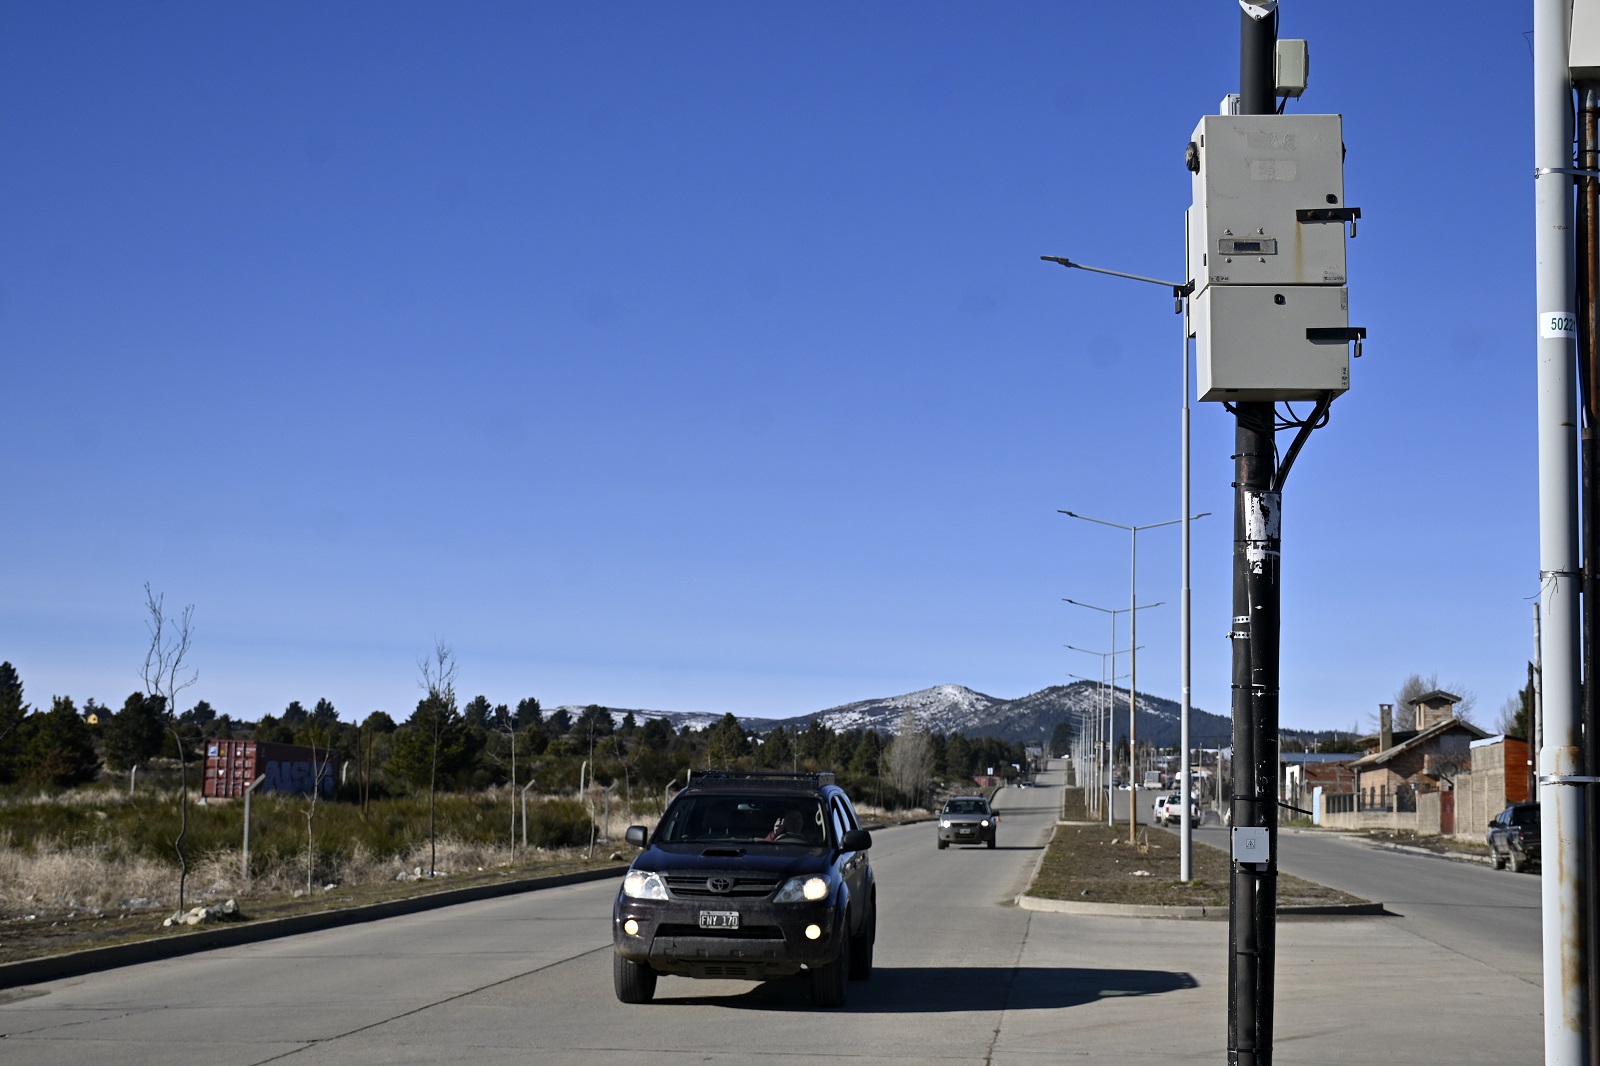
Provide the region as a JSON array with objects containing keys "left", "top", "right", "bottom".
[
  {"left": 1348, "top": 717, "right": 1491, "bottom": 770},
  {"left": 1407, "top": 689, "right": 1462, "bottom": 706}
]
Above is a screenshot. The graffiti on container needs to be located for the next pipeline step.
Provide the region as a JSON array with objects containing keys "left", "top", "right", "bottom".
[{"left": 262, "top": 759, "right": 335, "bottom": 797}]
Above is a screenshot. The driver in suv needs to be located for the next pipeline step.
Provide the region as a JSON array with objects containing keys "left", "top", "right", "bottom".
[{"left": 612, "top": 770, "right": 876, "bottom": 1007}]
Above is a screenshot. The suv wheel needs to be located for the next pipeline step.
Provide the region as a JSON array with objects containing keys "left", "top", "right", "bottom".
[
  {"left": 1490, "top": 847, "right": 1507, "bottom": 870},
  {"left": 613, "top": 953, "right": 657, "bottom": 1004},
  {"left": 849, "top": 898, "right": 875, "bottom": 981},
  {"left": 987, "top": 835, "right": 996, "bottom": 849},
  {"left": 1509, "top": 849, "right": 1527, "bottom": 873},
  {"left": 937, "top": 838, "right": 947, "bottom": 850},
  {"left": 811, "top": 923, "right": 850, "bottom": 1007}
]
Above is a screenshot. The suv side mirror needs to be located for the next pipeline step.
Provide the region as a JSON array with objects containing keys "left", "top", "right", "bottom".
[
  {"left": 841, "top": 828, "right": 872, "bottom": 852},
  {"left": 626, "top": 825, "right": 649, "bottom": 847}
]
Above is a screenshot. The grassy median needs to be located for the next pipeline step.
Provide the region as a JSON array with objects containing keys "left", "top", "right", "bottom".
[{"left": 1028, "top": 790, "right": 1367, "bottom": 910}]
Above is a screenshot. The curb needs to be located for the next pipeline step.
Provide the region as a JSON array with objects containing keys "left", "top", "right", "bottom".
[
  {"left": 0, "top": 864, "right": 628, "bottom": 991},
  {"left": 1014, "top": 893, "right": 1387, "bottom": 921}
]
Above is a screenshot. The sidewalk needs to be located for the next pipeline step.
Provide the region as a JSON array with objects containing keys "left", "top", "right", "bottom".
[{"left": 993, "top": 906, "right": 1540, "bottom": 1066}]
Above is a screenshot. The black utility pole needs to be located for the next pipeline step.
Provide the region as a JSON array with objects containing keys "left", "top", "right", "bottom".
[{"left": 1229, "top": 7, "right": 1279, "bottom": 1066}]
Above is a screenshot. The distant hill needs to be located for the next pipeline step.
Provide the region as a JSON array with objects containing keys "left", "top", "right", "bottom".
[{"left": 556, "top": 681, "right": 1331, "bottom": 749}]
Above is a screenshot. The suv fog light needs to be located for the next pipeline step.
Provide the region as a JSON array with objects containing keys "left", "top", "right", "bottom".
[
  {"left": 623, "top": 919, "right": 640, "bottom": 936},
  {"left": 804, "top": 924, "right": 822, "bottom": 940}
]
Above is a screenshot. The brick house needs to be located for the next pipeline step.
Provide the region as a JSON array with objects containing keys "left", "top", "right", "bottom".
[{"left": 1346, "top": 692, "right": 1489, "bottom": 810}]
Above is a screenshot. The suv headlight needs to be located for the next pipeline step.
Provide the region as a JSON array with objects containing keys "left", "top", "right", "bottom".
[
  {"left": 622, "top": 870, "right": 669, "bottom": 900},
  {"left": 981, "top": 819, "right": 990, "bottom": 827},
  {"left": 940, "top": 819, "right": 951, "bottom": 828},
  {"left": 774, "top": 875, "right": 831, "bottom": 903}
]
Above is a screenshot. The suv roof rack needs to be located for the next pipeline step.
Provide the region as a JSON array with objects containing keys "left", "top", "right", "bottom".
[{"left": 687, "top": 770, "right": 836, "bottom": 789}]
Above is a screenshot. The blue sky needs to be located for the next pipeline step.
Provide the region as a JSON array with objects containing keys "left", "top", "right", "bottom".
[{"left": 0, "top": 3, "right": 1544, "bottom": 733}]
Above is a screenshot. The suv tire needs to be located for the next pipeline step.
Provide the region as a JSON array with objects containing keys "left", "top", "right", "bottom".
[
  {"left": 1490, "top": 848, "right": 1507, "bottom": 870},
  {"left": 1509, "top": 849, "right": 1527, "bottom": 873},
  {"left": 987, "top": 836, "right": 996, "bottom": 849},
  {"left": 937, "top": 838, "right": 947, "bottom": 850},
  {"left": 614, "top": 953, "right": 657, "bottom": 1004},
  {"left": 849, "top": 899, "right": 875, "bottom": 981},
  {"left": 811, "top": 923, "right": 850, "bottom": 1007}
]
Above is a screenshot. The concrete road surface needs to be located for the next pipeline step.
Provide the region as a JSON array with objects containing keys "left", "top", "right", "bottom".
[{"left": 0, "top": 768, "right": 1542, "bottom": 1065}]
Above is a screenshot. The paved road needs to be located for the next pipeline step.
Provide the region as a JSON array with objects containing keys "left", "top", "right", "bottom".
[
  {"left": 1236, "top": 824, "right": 1541, "bottom": 985},
  {"left": 0, "top": 769, "right": 1543, "bottom": 1065}
]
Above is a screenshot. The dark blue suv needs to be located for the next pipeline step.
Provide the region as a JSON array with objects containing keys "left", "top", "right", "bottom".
[
  {"left": 1487, "top": 802, "right": 1540, "bottom": 872},
  {"left": 612, "top": 770, "right": 876, "bottom": 1006}
]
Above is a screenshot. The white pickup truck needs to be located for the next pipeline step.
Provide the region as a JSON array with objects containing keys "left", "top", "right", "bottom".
[{"left": 1152, "top": 793, "right": 1201, "bottom": 827}]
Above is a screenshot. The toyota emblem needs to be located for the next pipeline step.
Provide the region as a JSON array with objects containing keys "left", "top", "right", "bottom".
[{"left": 706, "top": 877, "right": 733, "bottom": 894}]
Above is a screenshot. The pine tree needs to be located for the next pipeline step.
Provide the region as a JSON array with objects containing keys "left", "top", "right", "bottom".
[
  {"left": 103, "top": 691, "right": 167, "bottom": 771},
  {"left": 22, "top": 696, "right": 101, "bottom": 788},
  {"left": 0, "top": 662, "right": 29, "bottom": 783}
]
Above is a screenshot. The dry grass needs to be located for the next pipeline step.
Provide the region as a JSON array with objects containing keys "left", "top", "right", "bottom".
[{"left": 1029, "top": 790, "right": 1367, "bottom": 910}]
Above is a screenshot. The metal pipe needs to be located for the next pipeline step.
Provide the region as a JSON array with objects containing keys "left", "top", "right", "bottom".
[
  {"left": 1579, "top": 83, "right": 1600, "bottom": 1057},
  {"left": 241, "top": 774, "right": 267, "bottom": 880},
  {"left": 521, "top": 778, "right": 537, "bottom": 851},
  {"left": 1180, "top": 320, "right": 1195, "bottom": 880},
  {"left": 1534, "top": 1, "right": 1590, "bottom": 1062}
]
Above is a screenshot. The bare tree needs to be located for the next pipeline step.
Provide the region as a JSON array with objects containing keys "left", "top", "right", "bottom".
[
  {"left": 885, "top": 708, "right": 934, "bottom": 808},
  {"left": 1392, "top": 671, "right": 1477, "bottom": 724},
  {"left": 302, "top": 720, "right": 337, "bottom": 894},
  {"left": 142, "top": 584, "right": 197, "bottom": 913},
  {"left": 417, "top": 640, "right": 460, "bottom": 877},
  {"left": 1429, "top": 747, "right": 1473, "bottom": 789}
]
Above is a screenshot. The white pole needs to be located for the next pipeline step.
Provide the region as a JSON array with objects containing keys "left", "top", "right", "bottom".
[
  {"left": 1534, "top": 1, "right": 1589, "bottom": 1060},
  {"left": 1180, "top": 310, "right": 1194, "bottom": 880},
  {"left": 1129, "top": 526, "right": 1138, "bottom": 844},
  {"left": 1108, "top": 613, "right": 1117, "bottom": 826},
  {"left": 521, "top": 777, "right": 537, "bottom": 851}
]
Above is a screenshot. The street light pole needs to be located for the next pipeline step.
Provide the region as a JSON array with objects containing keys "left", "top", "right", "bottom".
[
  {"left": 1062, "top": 511, "right": 1208, "bottom": 844},
  {"left": 1042, "top": 256, "right": 1207, "bottom": 877},
  {"left": 1068, "top": 645, "right": 1142, "bottom": 823},
  {"left": 1065, "top": 598, "right": 1159, "bottom": 827}
]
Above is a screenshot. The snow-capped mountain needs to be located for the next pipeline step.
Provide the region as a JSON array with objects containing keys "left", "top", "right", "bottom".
[
  {"left": 553, "top": 681, "right": 1246, "bottom": 749},
  {"left": 556, "top": 675, "right": 1366, "bottom": 749},
  {"left": 810, "top": 684, "right": 1005, "bottom": 734}
]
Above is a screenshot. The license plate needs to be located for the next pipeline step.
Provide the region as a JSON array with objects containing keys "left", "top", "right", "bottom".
[{"left": 699, "top": 911, "right": 739, "bottom": 930}]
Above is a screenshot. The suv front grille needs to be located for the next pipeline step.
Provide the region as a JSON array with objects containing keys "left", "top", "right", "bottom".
[{"left": 663, "top": 872, "right": 781, "bottom": 899}]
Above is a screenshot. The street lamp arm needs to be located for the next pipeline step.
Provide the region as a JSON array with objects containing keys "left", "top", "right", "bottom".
[
  {"left": 1040, "top": 255, "right": 1193, "bottom": 298},
  {"left": 1062, "top": 597, "right": 1164, "bottom": 614},
  {"left": 1058, "top": 509, "right": 1131, "bottom": 532},
  {"left": 1061, "top": 511, "right": 1209, "bottom": 533}
]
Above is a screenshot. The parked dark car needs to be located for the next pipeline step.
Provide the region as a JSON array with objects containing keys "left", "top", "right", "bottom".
[
  {"left": 612, "top": 770, "right": 875, "bottom": 1007},
  {"left": 1487, "top": 802, "right": 1540, "bottom": 872},
  {"left": 937, "top": 795, "right": 998, "bottom": 849}
]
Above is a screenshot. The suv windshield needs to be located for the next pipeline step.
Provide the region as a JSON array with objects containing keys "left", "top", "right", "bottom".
[
  {"left": 654, "top": 794, "right": 828, "bottom": 846},
  {"left": 944, "top": 799, "right": 988, "bottom": 815}
]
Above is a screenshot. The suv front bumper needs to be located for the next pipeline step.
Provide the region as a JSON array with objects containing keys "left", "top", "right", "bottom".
[{"left": 613, "top": 894, "right": 843, "bottom": 981}]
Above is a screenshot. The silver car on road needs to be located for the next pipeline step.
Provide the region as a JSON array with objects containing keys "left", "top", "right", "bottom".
[{"left": 937, "top": 796, "right": 998, "bottom": 849}]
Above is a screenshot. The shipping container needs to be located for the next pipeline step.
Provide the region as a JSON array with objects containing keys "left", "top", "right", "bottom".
[{"left": 203, "top": 739, "right": 335, "bottom": 799}]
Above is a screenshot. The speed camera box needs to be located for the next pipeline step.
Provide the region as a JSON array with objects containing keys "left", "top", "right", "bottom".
[
  {"left": 1193, "top": 284, "right": 1351, "bottom": 402},
  {"left": 1189, "top": 113, "right": 1347, "bottom": 290}
]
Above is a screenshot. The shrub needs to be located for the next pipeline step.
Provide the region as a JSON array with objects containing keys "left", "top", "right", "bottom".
[{"left": 525, "top": 798, "right": 594, "bottom": 849}]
